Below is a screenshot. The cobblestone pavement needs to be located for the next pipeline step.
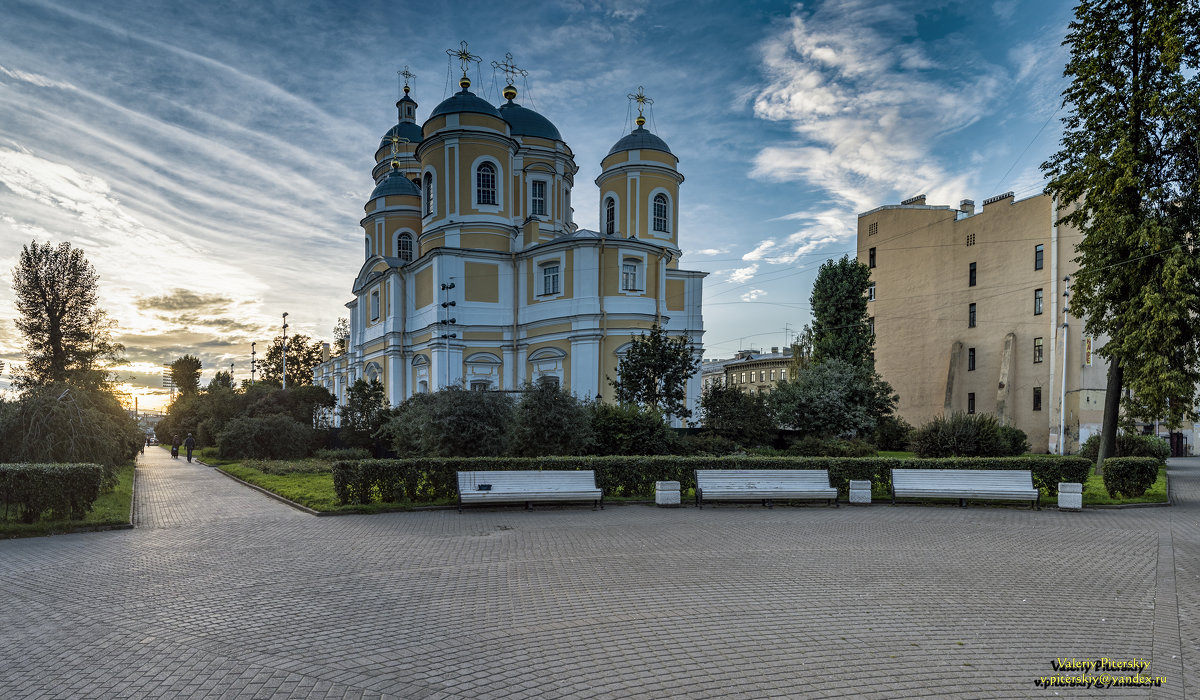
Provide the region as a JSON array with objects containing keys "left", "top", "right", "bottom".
[{"left": 1, "top": 447, "right": 1197, "bottom": 699}]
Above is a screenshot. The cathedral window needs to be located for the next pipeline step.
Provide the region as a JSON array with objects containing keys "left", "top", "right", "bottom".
[
  {"left": 476, "top": 162, "right": 497, "bottom": 206},
  {"left": 423, "top": 172, "right": 434, "bottom": 215},
  {"left": 605, "top": 197, "right": 616, "bottom": 235},
  {"left": 370, "top": 290, "right": 380, "bottom": 321},
  {"left": 531, "top": 180, "right": 546, "bottom": 217},
  {"left": 541, "top": 263, "right": 560, "bottom": 296},
  {"left": 652, "top": 193, "right": 669, "bottom": 233},
  {"left": 398, "top": 233, "right": 413, "bottom": 262}
]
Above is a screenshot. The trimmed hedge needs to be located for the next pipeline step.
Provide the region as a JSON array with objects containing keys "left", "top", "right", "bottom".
[
  {"left": 1101, "top": 457, "right": 1161, "bottom": 498},
  {"left": 332, "top": 455, "right": 1091, "bottom": 505},
  {"left": 0, "top": 463, "right": 105, "bottom": 523},
  {"left": 1080, "top": 433, "right": 1170, "bottom": 464}
]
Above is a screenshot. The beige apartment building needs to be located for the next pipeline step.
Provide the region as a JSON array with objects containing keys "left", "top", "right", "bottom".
[
  {"left": 701, "top": 347, "right": 794, "bottom": 396},
  {"left": 856, "top": 192, "right": 1109, "bottom": 453}
]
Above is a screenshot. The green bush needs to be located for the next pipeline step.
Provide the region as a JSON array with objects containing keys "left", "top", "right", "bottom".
[
  {"left": 0, "top": 463, "right": 105, "bottom": 523},
  {"left": 1080, "top": 433, "right": 1170, "bottom": 463},
  {"left": 787, "top": 436, "right": 876, "bottom": 457},
  {"left": 680, "top": 432, "right": 743, "bottom": 456},
  {"left": 217, "top": 414, "right": 310, "bottom": 460},
  {"left": 909, "top": 413, "right": 1027, "bottom": 458},
  {"left": 243, "top": 458, "right": 334, "bottom": 475},
  {"left": 313, "top": 447, "right": 371, "bottom": 461},
  {"left": 511, "top": 382, "right": 594, "bottom": 456},
  {"left": 1101, "top": 457, "right": 1161, "bottom": 498},
  {"left": 380, "top": 387, "right": 514, "bottom": 457},
  {"left": 873, "top": 415, "right": 913, "bottom": 451},
  {"left": 587, "top": 403, "right": 677, "bottom": 456}
]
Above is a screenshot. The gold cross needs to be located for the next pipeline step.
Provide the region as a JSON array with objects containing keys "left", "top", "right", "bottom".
[
  {"left": 398, "top": 65, "right": 416, "bottom": 89},
  {"left": 490, "top": 52, "right": 527, "bottom": 86},
  {"left": 446, "top": 41, "right": 481, "bottom": 77},
  {"left": 628, "top": 86, "right": 653, "bottom": 117}
]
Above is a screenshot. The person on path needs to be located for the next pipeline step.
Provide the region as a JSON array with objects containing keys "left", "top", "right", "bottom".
[
  {"left": 171, "top": 434, "right": 181, "bottom": 459},
  {"left": 184, "top": 433, "right": 196, "bottom": 463}
]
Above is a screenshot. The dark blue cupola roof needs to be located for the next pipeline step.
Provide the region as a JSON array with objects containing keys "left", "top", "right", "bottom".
[
  {"left": 428, "top": 85, "right": 502, "bottom": 121},
  {"left": 497, "top": 83, "right": 561, "bottom": 141},
  {"left": 607, "top": 126, "right": 673, "bottom": 157},
  {"left": 370, "top": 165, "right": 420, "bottom": 199}
]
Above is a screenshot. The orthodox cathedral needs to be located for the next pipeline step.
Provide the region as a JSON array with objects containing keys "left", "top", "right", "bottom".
[{"left": 314, "top": 48, "right": 706, "bottom": 421}]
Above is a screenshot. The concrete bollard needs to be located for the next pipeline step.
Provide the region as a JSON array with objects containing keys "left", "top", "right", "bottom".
[
  {"left": 849, "top": 480, "right": 872, "bottom": 505},
  {"left": 655, "top": 481, "right": 681, "bottom": 507},
  {"left": 1058, "top": 482, "right": 1083, "bottom": 511}
]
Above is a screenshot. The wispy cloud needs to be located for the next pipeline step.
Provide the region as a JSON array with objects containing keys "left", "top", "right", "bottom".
[
  {"left": 728, "top": 264, "right": 758, "bottom": 284},
  {"left": 740, "top": 289, "right": 766, "bottom": 302}
]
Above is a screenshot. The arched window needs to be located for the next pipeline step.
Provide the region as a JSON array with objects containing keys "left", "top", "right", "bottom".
[
  {"left": 653, "top": 193, "right": 669, "bottom": 233},
  {"left": 605, "top": 197, "right": 616, "bottom": 235},
  {"left": 423, "top": 172, "right": 434, "bottom": 215},
  {"left": 397, "top": 233, "right": 413, "bottom": 262},
  {"left": 476, "top": 162, "right": 497, "bottom": 205}
]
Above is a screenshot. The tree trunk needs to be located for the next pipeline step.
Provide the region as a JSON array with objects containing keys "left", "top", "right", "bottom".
[{"left": 1095, "top": 356, "right": 1123, "bottom": 475}]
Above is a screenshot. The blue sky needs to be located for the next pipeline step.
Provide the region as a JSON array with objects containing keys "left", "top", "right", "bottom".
[{"left": 0, "top": 0, "right": 1074, "bottom": 408}]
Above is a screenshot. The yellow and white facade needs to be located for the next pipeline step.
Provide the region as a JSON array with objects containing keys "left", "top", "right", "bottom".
[{"left": 314, "top": 73, "right": 706, "bottom": 421}]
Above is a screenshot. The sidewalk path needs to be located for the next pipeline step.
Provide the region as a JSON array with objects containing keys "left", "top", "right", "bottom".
[{"left": 0, "top": 453, "right": 1196, "bottom": 698}]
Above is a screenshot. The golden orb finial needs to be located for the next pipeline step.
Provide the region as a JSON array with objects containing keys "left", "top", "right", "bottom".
[
  {"left": 503, "top": 84, "right": 517, "bottom": 101},
  {"left": 460, "top": 75, "right": 471, "bottom": 90},
  {"left": 391, "top": 159, "right": 400, "bottom": 170},
  {"left": 636, "top": 114, "right": 646, "bottom": 127}
]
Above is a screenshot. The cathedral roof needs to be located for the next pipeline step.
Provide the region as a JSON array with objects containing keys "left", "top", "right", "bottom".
[
  {"left": 379, "top": 122, "right": 423, "bottom": 150},
  {"left": 369, "top": 168, "right": 420, "bottom": 199},
  {"left": 498, "top": 101, "right": 561, "bottom": 141},
  {"left": 428, "top": 87, "right": 502, "bottom": 121},
  {"left": 607, "top": 126, "right": 673, "bottom": 157}
]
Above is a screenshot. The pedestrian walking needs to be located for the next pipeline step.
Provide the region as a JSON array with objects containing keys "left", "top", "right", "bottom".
[
  {"left": 171, "top": 434, "right": 180, "bottom": 459},
  {"left": 184, "top": 433, "right": 196, "bottom": 463}
]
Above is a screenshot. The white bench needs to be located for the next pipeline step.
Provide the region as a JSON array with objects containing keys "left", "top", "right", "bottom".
[
  {"left": 891, "top": 468, "right": 1040, "bottom": 509},
  {"left": 694, "top": 469, "right": 838, "bottom": 508},
  {"left": 457, "top": 470, "right": 603, "bottom": 512}
]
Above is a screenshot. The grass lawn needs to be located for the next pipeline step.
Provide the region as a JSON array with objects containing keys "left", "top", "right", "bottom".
[{"left": 1, "top": 463, "right": 135, "bottom": 538}]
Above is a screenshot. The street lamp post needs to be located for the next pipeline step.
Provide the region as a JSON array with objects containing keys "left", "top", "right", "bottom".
[
  {"left": 250, "top": 342, "right": 257, "bottom": 384},
  {"left": 282, "top": 312, "right": 289, "bottom": 390}
]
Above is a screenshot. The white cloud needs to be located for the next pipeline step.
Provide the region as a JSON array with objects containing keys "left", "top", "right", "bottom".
[
  {"left": 729, "top": 264, "right": 759, "bottom": 283},
  {"left": 689, "top": 247, "right": 730, "bottom": 257},
  {"left": 0, "top": 65, "right": 74, "bottom": 90},
  {"left": 740, "top": 289, "right": 766, "bottom": 302},
  {"left": 742, "top": 240, "right": 778, "bottom": 261}
]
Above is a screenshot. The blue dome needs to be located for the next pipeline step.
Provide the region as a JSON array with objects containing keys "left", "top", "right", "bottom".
[
  {"left": 499, "top": 101, "right": 561, "bottom": 141},
  {"left": 369, "top": 169, "right": 420, "bottom": 200},
  {"left": 380, "top": 122, "right": 423, "bottom": 150},
  {"left": 607, "top": 126, "right": 673, "bottom": 157},
  {"left": 428, "top": 88, "right": 501, "bottom": 121}
]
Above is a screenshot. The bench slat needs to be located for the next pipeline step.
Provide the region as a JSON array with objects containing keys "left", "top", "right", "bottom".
[
  {"left": 457, "top": 470, "right": 602, "bottom": 511},
  {"left": 695, "top": 469, "right": 837, "bottom": 508},
  {"left": 891, "top": 469, "right": 1039, "bottom": 507}
]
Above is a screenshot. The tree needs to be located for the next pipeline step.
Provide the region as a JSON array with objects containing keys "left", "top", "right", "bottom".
[
  {"left": 788, "top": 325, "right": 815, "bottom": 376},
  {"left": 699, "top": 383, "right": 775, "bottom": 447},
  {"left": 610, "top": 324, "right": 700, "bottom": 422},
  {"left": 809, "top": 255, "right": 875, "bottom": 369},
  {"left": 770, "top": 359, "right": 896, "bottom": 439},
  {"left": 1042, "top": 0, "right": 1200, "bottom": 468},
  {"left": 511, "top": 380, "right": 594, "bottom": 456},
  {"left": 169, "top": 355, "right": 203, "bottom": 396},
  {"left": 341, "top": 379, "right": 390, "bottom": 452},
  {"left": 259, "top": 333, "right": 324, "bottom": 387},
  {"left": 207, "top": 370, "right": 235, "bottom": 391},
  {"left": 332, "top": 318, "right": 350, "bottom": 356},
  {"left": 11, "top": 241, "right": 124, "bottom": 389},
  {"left": 381, "top": 387, "right": 514, "bottom": 457}
]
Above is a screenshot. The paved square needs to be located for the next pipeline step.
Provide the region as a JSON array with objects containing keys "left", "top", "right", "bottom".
[{"left": 1, "top": 448, "right": 1196, "bottom": 698}]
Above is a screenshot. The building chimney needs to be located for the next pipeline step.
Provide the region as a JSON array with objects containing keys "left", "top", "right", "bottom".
[
  {"left": 960, "top": 199, "right": 975, "bottom": 216},
  {"left": 321, "top": 342, "right": 330, "bottom": 362}
]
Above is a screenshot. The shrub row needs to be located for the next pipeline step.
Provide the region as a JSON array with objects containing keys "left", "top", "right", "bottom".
[
  {"left": 0, "top": 463, "right": 105, "bottom": 523},
  {"left": 332, "top": 455, "right": 1092, "bottom": 505},
  {"left": 1101, "top": 457, "right": 1161, "bottom": 498},
  {"left": 1080, "top": 433, "right": 1170, "bottom": 463}
]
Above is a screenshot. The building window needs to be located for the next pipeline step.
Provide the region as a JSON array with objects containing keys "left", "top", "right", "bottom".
[
  {"left": 969, "top": 303, "right": 977, "bottom": 328},
  {"left": 1034, "top": 337, "right": 1044, "bottom": 363},
  {"left": 653, "top": 193, "right": 669, "bottom": 232},
  {"left": 967, "top": 392, "right": 976, "bottom": 414},
  {"left": 370, "top": 290, "right": 380, "bottom": 321},
  {"left": 398, "top": 233, "right": 413, "bottom": 262},
  {"left": 750, "top": 371, "right": 756, "bottom": 383},
  {"left": 868, "top": 247, "right": 876, "bottom": 268},
  {"left": 969, "top": 262, "right": 976, "bottom": 287},
  {"left": 781, "top": 368, "right": 787, "bottom": 380},
  {"left": 868, "top": 283, "right": 876, "bottom": 301},
  {"left": 621, "top": 261, "right": 639, "bottom": 291},
  {"left": 1033, "top": 387, "right": 1043, "bottom": 411},
  {"left": 531, "top": 180, "right": 546, "bottom": 217},
  {"left": 541, "top": 264, "right": 560, "bottom": 296},
  {"left": 476, "top": 162, "right": 497, "bottom": 206},
  {"left": 1035, "top": 244, "right": 1044, "bottom": 270},
  {"left": 868, "top": 317, "right": 875, "bottom": 335},
  {"left": 423, "top": 172, "right": 434, "bottom": 215},
  {"left": 605, "top": 197, "right": 616, "bottom": 235},
  {"left": 770, "top": 369, "right": 776, "bottom": 381},
  {"left": 966, "top": 233, "right": 976, "bottom": 246},
  {"left": 968, "top": 347, "right": 976, "bottom": 371},
  {"left": 1034, "top": 288, "right": 1044, "bottom": 315},
  {"left": 868, "top": 222, "right": 878, "bottom": 236},
  {"left": 741, "top": 372, "right": 746, "bottom": 384}
]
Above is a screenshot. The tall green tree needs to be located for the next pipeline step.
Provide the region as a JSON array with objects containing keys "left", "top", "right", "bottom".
[
  {"left": 169, "top": 355, "right": 202, "bottom": 395},
  {"left": 769, "top": 358, "right": 896, "bottom": 439},
  {"left": 11, "top": 241, "right": 124, "bottom": 389},
  {"left": 207, "top": 370, "right": 235, "bottom": 391},
  {"left": 809, "top": 255, "right": 875, "bottom": 369},
  {"left": 1042, "top": 0, "right": 1200, "bottom": 466},
  {"left": 259, "top": 333, "right": 324, "bottom": 387},
  {"left": 340, "top": 379, "right": 390, "bottom": 451},
  {"left": 332, "top": 318, "right": 350, "bottom": 356},
  {"left": 511, "top": 380, "right": 594, "bottom": 456},
  {"left": 699, "top": 382, "right": 775, "bottom": 447},
  {"left": 610, "top": 324, "right": 700, "bottom": 422}
]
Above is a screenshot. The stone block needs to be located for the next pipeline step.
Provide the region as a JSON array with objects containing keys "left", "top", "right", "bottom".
[
  {"left": 1058, "top": 482, "right": 1082, "bottom": 511},
  {"left": 655, "top": 481, "right": 680, "bottom": 507},
  {"left": 849, "top": 480, "right": 871, "bottom": 505}
]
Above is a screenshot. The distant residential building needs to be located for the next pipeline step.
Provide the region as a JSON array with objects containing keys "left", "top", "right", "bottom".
[
  {"left": 701, "top": 347, "right": 794, "bottom": 396},
  {"left": 856, "top": 192, "right": 1110, "bottom": 453}
]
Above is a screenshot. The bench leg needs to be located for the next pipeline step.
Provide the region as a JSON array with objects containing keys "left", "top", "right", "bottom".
[
  {"left": 458, "top": 496, "right": 462, "bottom": 514},
  {"left": 764, "top": 499, "right": 773, "bottom": 509},
  {"left": 696, "top": 488, "right": 703, "bottom": 509},
  {"left": 831, "top": 498, "right": 838, "bottom": 508},
  {"left": 600, "top": 495, "right": 604, "bottom": 510},
  {"left": 959, "top": 498, "right": 967, "bottom": 508},
  {"left": 525, "top": 501, "right": 532, "bottom": 511}
]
